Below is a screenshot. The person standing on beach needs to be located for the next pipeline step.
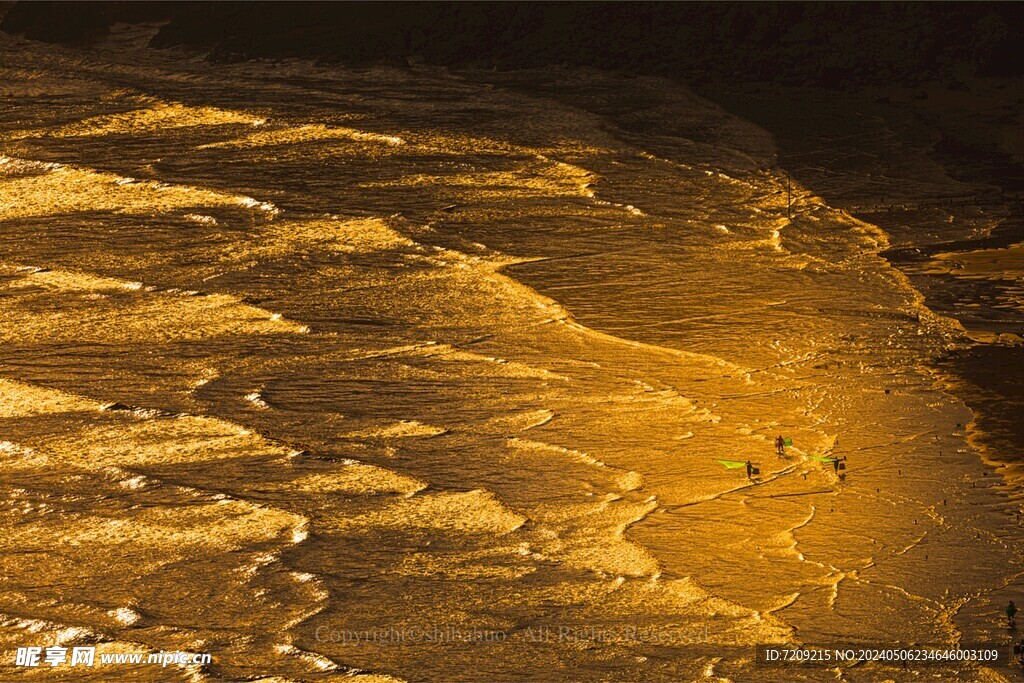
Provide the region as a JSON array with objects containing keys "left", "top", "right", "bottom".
[
  {"left": 746, "top": 460, "right": 754, "bottom": 480},
  {"left": 1008, "top": 601, "right": 1018, "bottom": 628},
  {"left": 775, "top": 435, "right": 785, "bottom": 457}
]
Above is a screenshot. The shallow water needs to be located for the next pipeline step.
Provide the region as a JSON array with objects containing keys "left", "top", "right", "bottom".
[{"left": 1, "top": 26, "right": 1022, "bottom": 682}]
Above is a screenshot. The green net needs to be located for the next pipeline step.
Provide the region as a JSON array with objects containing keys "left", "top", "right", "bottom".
[{"left": 714, "top": 459, "right": 749, "bottom": 469}]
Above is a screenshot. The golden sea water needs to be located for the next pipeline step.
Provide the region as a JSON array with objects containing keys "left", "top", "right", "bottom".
[{"left": 0, "top": 24, "right": 1022, "bottom": 681}]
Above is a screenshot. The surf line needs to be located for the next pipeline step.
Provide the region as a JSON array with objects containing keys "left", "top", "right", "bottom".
[
  {"left": 755, "top": 489, "right": 837, "bottom": 499},
  {"left": 660, "top": 464, "right": 802, "bottom": 511}
]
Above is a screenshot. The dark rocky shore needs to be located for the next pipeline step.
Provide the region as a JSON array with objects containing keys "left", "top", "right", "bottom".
[{"left": 2, "top": 2, "right": 1022, "bottom": 86}]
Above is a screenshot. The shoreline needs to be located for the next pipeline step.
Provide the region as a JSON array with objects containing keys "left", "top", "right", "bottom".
[
  {"left": 1, "top": 30, "right": 1022, "bottom": 679},
  {"left": 701, "top": 78, "right": 1024, "bottom": 469}
]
